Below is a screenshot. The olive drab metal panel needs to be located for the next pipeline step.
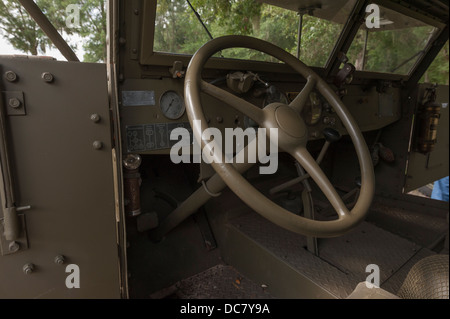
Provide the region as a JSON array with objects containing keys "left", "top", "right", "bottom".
[
  {"left": 404, "top": 84, "right": 449, "bottom": 193},
  {"left": 0, "top": 57, "right": 121, "bottom": 298}
]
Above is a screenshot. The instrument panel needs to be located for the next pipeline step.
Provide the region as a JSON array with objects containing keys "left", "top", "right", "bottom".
[{"left": 119, "top": 74, "right": 401, "bottom": 155}]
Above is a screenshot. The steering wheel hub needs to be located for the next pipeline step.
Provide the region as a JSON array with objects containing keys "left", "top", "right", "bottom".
[{"left": 274, "top": 105, "right": 307, "bottom": 138}]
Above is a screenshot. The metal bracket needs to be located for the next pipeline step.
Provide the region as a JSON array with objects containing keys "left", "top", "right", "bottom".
[
  {"left": 0, "top": 214, "right": 29, "bottom": 256},
  {"left": 130, "top": 0, "right": 141, "bottom": 60},
  {"left": 334, "top": 63, "right": 355, "bottom": 88},
  {"left": 169, "top": 61, "right": 185, "bottom": 79},
  {"left": 2, "top": 91, "right": 26, "bottom": 116}
]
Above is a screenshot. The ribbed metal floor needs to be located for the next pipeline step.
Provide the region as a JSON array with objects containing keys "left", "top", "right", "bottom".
[
  {"left": 367, "top": 201, "right": 448, "bottom": 247},
  {"left": 229, "top": 211, "right": 434, "bottom": 298}
]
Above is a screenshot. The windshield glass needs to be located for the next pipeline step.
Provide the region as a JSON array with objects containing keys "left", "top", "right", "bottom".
[
  {"left": 420, "top": 40, "right": 449, "bottom": 84},
  {"left": 347, "top": 4, "right": 438, "bottom": 75},
  {"left": 154, "top": 0, "right": 356, "bottom": 66}
]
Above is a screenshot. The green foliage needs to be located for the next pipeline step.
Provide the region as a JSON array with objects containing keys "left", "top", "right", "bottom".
[
  {"left": 366, "top": 26, "right": 435, "bottom": 74},
  {"left": 155, "top": 0, "right": 207, "bottom": 54},
  {"left": 154, "top": 0, "right": 448, "bottom": 84},
  {"left": 0, "top": 0, "right": 106, "bottom": 62},
  {"left": 78, "top": 0, "right": 107, "bottom": 62},
  {"left": 300, "top": 15, "right": 343, "bottom": 67},
  {"left": 0, "top": 0, "right": 69, "bottom": 55},
  {"left": 347, "top": 24, "right": 444, "bottom": 82},
  {"left": 154, "top": 0, "right": 344, "bottom": 66},
  {"left": 421, "top": 41, "right": 449, "bottom": 85}
]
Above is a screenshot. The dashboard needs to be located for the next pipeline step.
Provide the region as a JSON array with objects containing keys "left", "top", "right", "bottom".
[{"left": 119, "top": 72, "right": 402, "bottom": 155}]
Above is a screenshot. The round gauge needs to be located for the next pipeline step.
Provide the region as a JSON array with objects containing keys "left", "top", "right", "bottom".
[
  {"left": 159, "top": 90, "right": 185, "bottom": 120},
  {"left": 301, "top": 91, "right": 323, "bottom": 126}
]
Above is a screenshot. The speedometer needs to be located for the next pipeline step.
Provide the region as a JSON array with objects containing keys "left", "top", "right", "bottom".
[
  {"left": 301, "top": 91, "right": 323, "bottom": 126},
  {"left": 287, "top": 91, "right": 323, "bottom": 125},
  {"left": 160, "top": 90, "right": 185, "bottom": 120}
]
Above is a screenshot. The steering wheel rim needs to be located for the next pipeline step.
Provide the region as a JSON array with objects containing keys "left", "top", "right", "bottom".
[{"left": 184, "top": 35, "right": 374, "bottom": 237}]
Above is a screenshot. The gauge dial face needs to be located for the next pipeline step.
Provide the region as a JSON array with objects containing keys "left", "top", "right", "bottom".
[
  {"left": 301, "top": 91, "right": 323, "bottom": 126},
  {"left": 160, "top": 90, "right": 185, "bottom": 120}
]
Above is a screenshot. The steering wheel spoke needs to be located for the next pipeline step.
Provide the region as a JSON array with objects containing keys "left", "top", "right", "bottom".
[
  {"left": 201, "top": 80, "right": 265, "bottom": 124},
  {"left": 291, "top": 146, "right": 349, "bottom": 218},
  {"left": 289, "top": 75, "right": 317, "bottom": 113}
]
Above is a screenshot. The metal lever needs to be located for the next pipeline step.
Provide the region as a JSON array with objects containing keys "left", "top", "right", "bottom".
[
  {"left": 1, "top": 84, "right": 30, "bottom": 241},
  {"left": 316, "top": 127, "right": 341, "bottom": 163}
]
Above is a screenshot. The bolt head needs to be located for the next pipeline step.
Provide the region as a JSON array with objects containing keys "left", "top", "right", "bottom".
[
  {"left": 93, "top": 141, "right": 103, "bottom": 150},
  {"left": 41, "top": 72, "right": 54, "bottom": 83},
  {"left": 23, "top": 263, "right": 35, "bottom": 275},
  {"left": 8, "top": 98, "right": 21, "bottom": 108},
  {"left": 5, "top": 71, "right": 17, "bottom": 82},
  {"left": 90, "top": 114, "right": 101, "bottom": 123},
  {"left": 54, "top": 255, "right": 65, "bottom": 265}
]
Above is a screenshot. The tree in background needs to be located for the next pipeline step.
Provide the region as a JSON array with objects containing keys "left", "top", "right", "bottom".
[
  {"left": 347, "top": 26, "right": 448, "bottom": 84},
  {"left": 422, "top": 41, "right": 449, "bottom": 85},
  {"left": 154, "top": 0, "right": 345, "bottom": 67},
  {"left": 154, "top": 0, "right": 448, "bottom": 84},
  {"left": 0, "top": 0, "right": 106, "bottom": 62},
  {"left": 78, "top": 0, "right": 106, "bottom": 62},
  {"left": 0, "top": 0, "right": 69, "bottom": 55},
  {"left": 154, "top": 0, "right": 264, "bottom": 59}
]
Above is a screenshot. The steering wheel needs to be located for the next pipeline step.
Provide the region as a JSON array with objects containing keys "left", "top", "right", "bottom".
[{"left": 184, "top": 35, "right": 374, "bottom": 237}]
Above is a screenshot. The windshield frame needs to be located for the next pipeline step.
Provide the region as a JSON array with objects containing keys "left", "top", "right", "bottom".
[{"left": 141, "top": 0, "right": 446, "bottom": 82}]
